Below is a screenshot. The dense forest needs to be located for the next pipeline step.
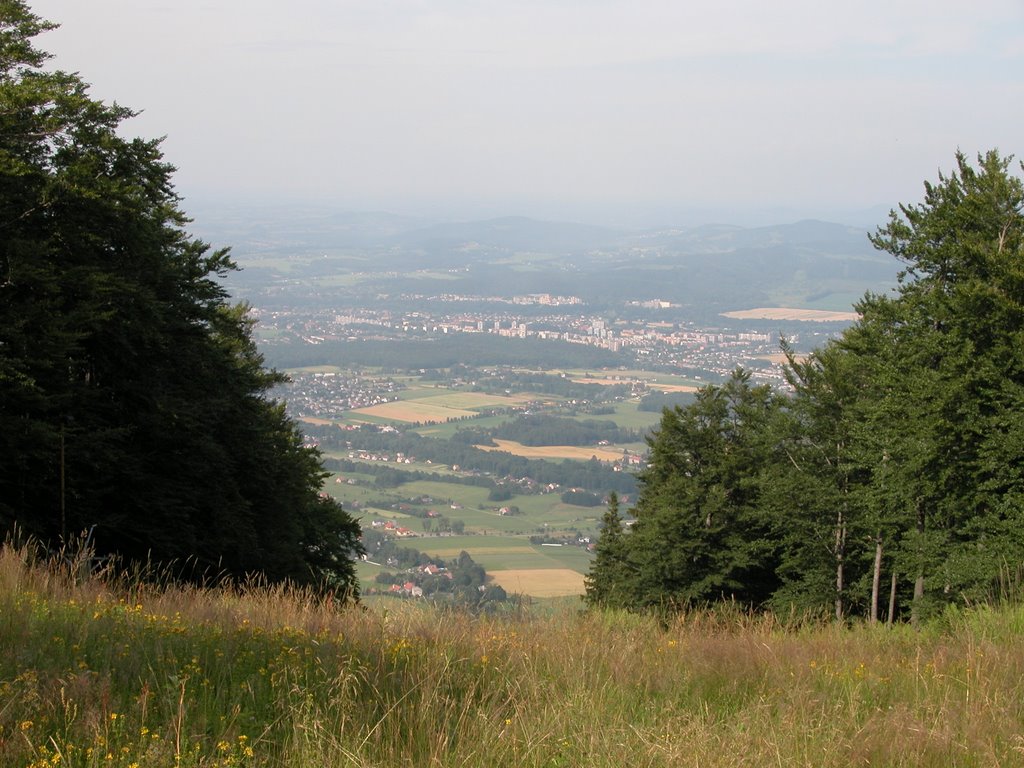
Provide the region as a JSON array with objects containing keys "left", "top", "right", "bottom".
[
  {"left": 0, "top": 3, "right": 362, "bottom": 591},
  {"left": 587, "top": 151, "right": 1024, "bottom": 622}
]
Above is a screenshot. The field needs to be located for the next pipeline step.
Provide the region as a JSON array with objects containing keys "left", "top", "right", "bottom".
[
  {"left": 412, "top": 412, "right": 515, "bottom": 437},
  {"left": 312, "top": 372, "right": 648, "bottom": 594},
  {"left": 487, "top": 568, "right": 586, "bottom": 597},
  {"left": 298, "top": 416, "right": 334, "bottom": 426},
  {"left": 479, "top": 439, "right": 629, "bottom": 461},
  {"left": 350, "top": 400, "right": 479, "bottom": 422},
  {"left": 562, "top": 400, "right": 663, "bottom": 432},
  {"left": 8, "top": 543, "right": 1024, "bottom": 768},
  {"left": 350, "top": 390, "right": 537, "bottom": 424},
  {"left": 722, "top": 306, "right": 860, "bottom": 322},
  {"left": 402, "top": 391, "right": 535, "bottom": 409},
  {"left": 412, "top": 536, "right": 594, "bottom": 574}
]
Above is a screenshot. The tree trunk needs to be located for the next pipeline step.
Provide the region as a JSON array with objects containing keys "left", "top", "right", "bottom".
[
  {"left": 870, "top": 534, "right": 882, "bottom": 624},
  {"left": 911, "top": 503, "right": 925, "bottom": 628},
  {"left": 887, "top": 570, "right": 897, "bottom": 626},
  {"left": 834, "top": 508, "right": 846, "bottom": 622}
]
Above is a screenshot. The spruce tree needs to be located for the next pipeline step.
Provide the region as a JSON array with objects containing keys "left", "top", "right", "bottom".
[
  {"left": 584, "top": 491, "right": 629, "bottom": 608},
  {"left": 622, "top": 370, "right": 781, "bottom": 609}
]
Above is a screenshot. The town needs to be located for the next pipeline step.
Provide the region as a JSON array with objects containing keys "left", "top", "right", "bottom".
[{"left": 253, "top": 297, "right": 844, "bottom": 423}]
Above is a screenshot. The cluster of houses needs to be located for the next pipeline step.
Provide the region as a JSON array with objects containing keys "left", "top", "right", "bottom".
[
  {"left": 347, "top": 449, "right": 415, "bottom": 464},
  {"left": 274, "top": 371, "right": 403, "bottom": 420},
  {"left": 382, "top": 563, "right": 453, "bottom": 599},
  {"left": 370, "top": 519, "right": 418, "bottom": 538}
]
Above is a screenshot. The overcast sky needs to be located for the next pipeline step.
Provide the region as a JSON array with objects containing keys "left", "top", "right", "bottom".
[{"left": 28, "top": 0, "right": 1024, "bottom": 226}]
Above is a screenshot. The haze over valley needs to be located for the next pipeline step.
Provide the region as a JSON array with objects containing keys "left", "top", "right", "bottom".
[{"left": 197, "top": 205, "right": 896, "bottom": 386}]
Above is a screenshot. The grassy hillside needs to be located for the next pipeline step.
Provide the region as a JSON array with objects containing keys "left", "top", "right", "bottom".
[{"left": 4, "top": 542, "right": 1024, "bottom": 767}]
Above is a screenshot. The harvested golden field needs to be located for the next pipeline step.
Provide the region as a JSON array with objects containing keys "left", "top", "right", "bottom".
[
  {"left": 480, "top": 439, "right": 626, "bottom": 461},
  {"left": 414, "top": 392, "right": 536, "bottom": 409},
  {"left": 565, "top": 371, "right": 700, "bottom": 392},
  {"left": 298, "top": 416, "right": 334, "bottom": 425},
  {"left": 488, "top": 568, "right": 586, "bottom": 597},
  {"left": 351, "top": 400, "right": 478, "bottom": 422},
  {"left": 646, "top": 383, "right": 699, "bottom": 393},
  {"left": 722, "top": 307, "right": 859, "bottom": 321},
  {"left": 570, "top": 376, "right": 633, "bottom": 385}
]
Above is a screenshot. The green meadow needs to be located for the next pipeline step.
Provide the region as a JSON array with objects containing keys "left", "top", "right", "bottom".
[{"left": 7, "top": 542, "right": 1024, "bottom": 768}]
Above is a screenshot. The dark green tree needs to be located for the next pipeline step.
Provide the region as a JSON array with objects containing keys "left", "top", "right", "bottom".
[
  {"left": 0, "top": 2, "right": 362, "bottom": 592},
  {"left": 582, "top": 152, "right": 1024, "bottom": 620},
  {"left": 768, "top": 341, "right": 882, "bottom": 620},
  {"left": 622, "top": 370, "right": 782, "bottom": 609},
  {"left": 583, "top": 491, "right": 629, "bottom": 608},
  {"left": 855, "top": 150, "right": 1024, "bottom": 618}
]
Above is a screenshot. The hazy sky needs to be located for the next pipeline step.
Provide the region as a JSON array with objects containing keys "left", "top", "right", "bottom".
[{"left": 28, "top": 0, "right": 1024, "bottom": 225}]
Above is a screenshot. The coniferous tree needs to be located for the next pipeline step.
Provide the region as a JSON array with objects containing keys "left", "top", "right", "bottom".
[
  {"left": 584, "top": 491, "right": 629, "bottom": 608},
  {"left": 619, "top": 370, "right": 781, "bottom": 609}
]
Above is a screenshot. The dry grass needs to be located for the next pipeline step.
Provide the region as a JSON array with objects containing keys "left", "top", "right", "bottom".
[{"left": 5, "top": 540, "right": 1024, "bottom": 767}]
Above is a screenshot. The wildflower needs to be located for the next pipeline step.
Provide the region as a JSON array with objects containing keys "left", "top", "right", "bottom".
[{"left": 20, "top": 720, "right": 33, "bottom": 731}]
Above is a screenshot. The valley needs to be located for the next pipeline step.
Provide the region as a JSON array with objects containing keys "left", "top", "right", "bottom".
[{"left": 205, "top": 211, "right": 898, "bottom": 600}]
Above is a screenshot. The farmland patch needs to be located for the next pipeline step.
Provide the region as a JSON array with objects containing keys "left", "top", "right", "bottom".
[
  {"left": 350, "top": 401, "right": 478, "bottom": 423},
  {"left": 487, "top": 568, "right": 586, "bottom": 598},
  {"left": 412, "top": 392, "right": 536, "bottom": 409},
  {"left": 479, "top": 439, "right": 626, "bottom": 462}
]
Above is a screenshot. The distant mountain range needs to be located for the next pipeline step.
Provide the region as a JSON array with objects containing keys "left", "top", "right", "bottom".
[{"left": 189, "top": 205, "right": 899, "bottom": 315}]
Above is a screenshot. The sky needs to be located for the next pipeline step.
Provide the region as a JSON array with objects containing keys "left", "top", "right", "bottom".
[{"left": 27, "top": 0, "right": 1024, "bottom": 226}]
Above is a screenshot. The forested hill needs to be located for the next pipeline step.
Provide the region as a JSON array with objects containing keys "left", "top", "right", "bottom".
[
  {"left": 586, "top": 151, "right": 1024, "bottom": 624},
  {"left": 196, "top": 207, "right": 897, "bottom": 316}
]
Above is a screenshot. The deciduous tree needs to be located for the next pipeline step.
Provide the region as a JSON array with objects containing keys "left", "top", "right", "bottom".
[{"left": 0, "top": 1, "right": 362, "bottom": 592}]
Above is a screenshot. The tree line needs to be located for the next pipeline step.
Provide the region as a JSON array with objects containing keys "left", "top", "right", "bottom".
[
  {"left": 587, "top": 151, "right": 1024, "bottom": 623},
  {"left": 310, "top": 424, "right": 639, "bottom": 495},
  {"left": 263, "top": 335, "right": 627, "bottom": 372},
  {"left": 487, "top": 414, "right": 643, "bottom": 447}
]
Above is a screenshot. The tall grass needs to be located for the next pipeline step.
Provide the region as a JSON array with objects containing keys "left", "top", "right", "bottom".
[{"left": 3, "top": 540, "right": 1024, "bottom": 766}]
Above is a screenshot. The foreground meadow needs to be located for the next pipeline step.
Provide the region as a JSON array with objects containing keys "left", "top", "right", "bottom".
[{"left": 3, "top": 544, "right": 1024, "bottom": 767}]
